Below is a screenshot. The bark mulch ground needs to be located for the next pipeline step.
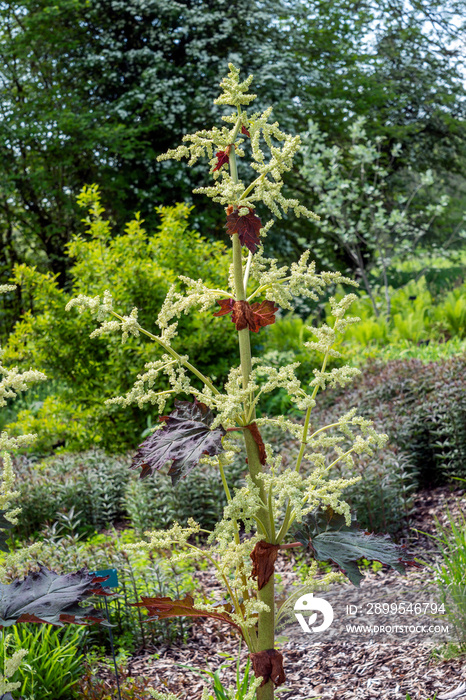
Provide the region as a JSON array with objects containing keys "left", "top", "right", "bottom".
[{"left": 118, "top": 486, "right": 466, "bottom": 699}]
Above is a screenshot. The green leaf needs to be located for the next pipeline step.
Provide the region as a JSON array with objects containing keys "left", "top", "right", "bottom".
[
  {"left": 293, "top": 507, "right": 416, "bottom": 587},
  {"left": 0, "top": 567, "right": 109, "bottom": 627},
  {"left": 132, "top": 399, "right": 226, "bottom": 485}
]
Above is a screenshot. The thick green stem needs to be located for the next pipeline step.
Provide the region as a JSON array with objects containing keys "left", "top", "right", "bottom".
[
  {"left": 256, "top": 575, "right": 275, "bottom": 700},
  {"left": 229, "top": 141, "right": 275, "bottom": 700}
]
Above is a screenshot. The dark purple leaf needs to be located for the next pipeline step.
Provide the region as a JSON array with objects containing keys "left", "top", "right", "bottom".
[
  {"left": 293, "top": 507, "right": 417, "bottom": 587},
  {"left": 0, "top": 567, "right": 109, "bottom": 627},
  {"left": 132, "top": 400, "right": 226, "bottom": 484}
]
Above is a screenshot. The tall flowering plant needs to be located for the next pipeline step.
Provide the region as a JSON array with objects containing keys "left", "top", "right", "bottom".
[{"left": 68, "top": 66, "right": 412, "bottom": 700}]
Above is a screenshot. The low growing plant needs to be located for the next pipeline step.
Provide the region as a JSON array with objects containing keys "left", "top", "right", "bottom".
[
  {"left": 2, "top": 624, "right": 86, "bottom": 698},
  {"left": 0, "top": 283, "right": 118, "bottom": 697},
  {"left": 67, "top": 66, "right": 414, "bottom": 699},
  {"left": 432, "top": 507, "right": 466, "bottom": 648}
]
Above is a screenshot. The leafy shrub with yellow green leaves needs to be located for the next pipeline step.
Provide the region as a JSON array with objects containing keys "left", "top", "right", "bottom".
[{"left": 3, "top": 199, "right": 238, "bottom": 452}]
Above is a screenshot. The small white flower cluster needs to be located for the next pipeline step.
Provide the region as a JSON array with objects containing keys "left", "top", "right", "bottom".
[
  {"left": 0, "top": 432, "right": 35, "bottom": 453},
  {"left": 0, "top": 451, "right": 20, "bottom": 524},
  {"left": 258, "top": 467, "right": 359, "bottom": 529},
  {"left": 214, "top": 64, "right": 257, "bottom": 108},
  {"left": 310, "top": 365, "right": 361, "bottom": 391},
  {"left": 305, "top": 294, "right": 360, "bottom": 358},
  {"left": 0, "top": 642, "right": 28, "bottom": 695},
  {"left": 156, "top": 278, "right": 227, "bottom": 333},
  {"left": 106, "top": 355, "right": 191, "bottom": 414},
  {"left": 65, "top": 290, "right": 113, "bottom": 320},
  {"left": 306, "top": 407, "right": 388, "bottom": 469},
  {"left": 127, "top": 519, "right": 202, "bottom": 557},
  {"left": 66, "top": 291, "right": 141, "bottom": 343},
  {"left": 158, "top": 63, "right": 318, "bottom": 224},
  {"left": 249, "top": 250, "right": 357, "bottom": 311},
  {"left": 194, "top": 359, "right": 317, "bottom": 427},
  {"left": 0, "top": 358, "right": 46, "bottom": 408},
  {"left": 0, "top": 284, "right": 43, "bottom": 579},
  {"left": 210, "top": 476, "right": 264, "bottom": 545}
]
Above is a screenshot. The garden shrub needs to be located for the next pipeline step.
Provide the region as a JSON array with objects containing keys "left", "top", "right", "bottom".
[
  {"left": 12, "top": 450, "right": 246, "bottom": 538},
  {"left": 13, "top": 451, "right": 132, "bottom": 537},
  {"left": 319, "top": 355, "right": 466, "bottom": 486},
  {"left": 3, "top": 199, "right": 237, "bottom": 452}
]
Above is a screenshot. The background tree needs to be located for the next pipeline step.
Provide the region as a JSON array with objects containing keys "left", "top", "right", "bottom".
[
  {"left": 1, "top": 0, "right": 465, "bottom": 323},
  {"left": 299, "top": 117, "right": 461, "bottom": 316},
  {"left": 0, "top": 0, "right": 294, "bottom": 289},
  {"left": 279, "top": 0, "right": 466, "bottom": 263}
]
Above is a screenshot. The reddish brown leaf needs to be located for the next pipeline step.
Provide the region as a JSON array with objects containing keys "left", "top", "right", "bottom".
[
  {"left": 241, "top": 125, "right": 251, "bottom": 137},
  {"left": 213, "top": 298, "right": 235, "bottom": 317},
  {"left": 225, "top": 208, "right": 262, "bottom": 254},
  {"left": 250, "top": 649, "right": 286, "bottom": 687},
  {"left": 248, "top": 300, "right": 278, "bottom": 332},
  {"left": 246, "top": 422, "right": 267, "bottom": 465},
  {"left": 213, "top": 299, "right": 278, "bottom": 333},
  {"left": 232, "top": 299, "right": 278, "bottom": 333},
  {"left": 214, "top": 147, "right": 231, "bottom": 172},
  {"left": 250, "top": 541, "right": 280, "bottom": 590},
  {"left": 231, "top": 300, "right": 257, "bottom": 331},
  {"left": 132, "top": 594, "right": 243, "bottom": 636}
]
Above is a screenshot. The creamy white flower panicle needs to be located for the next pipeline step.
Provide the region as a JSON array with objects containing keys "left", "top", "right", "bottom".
[
  {"left": 156, "top": 278, "right": 228, "bottom": 332},
  {"left": 0, "top": 284, "right": 43, "bottom": 584},
  {"left": 0, "top": 363, "right": 46, "bottom": 408},
  {"left": 158, "top": 63, "right": 318, "bottom": 222},
  {"left": 248, "top": 249, "right": 357, "bottom": 311},
  {"left": 0, "top": 644, "right": 28, "bottom": 694},
  {"left": 107, "top": 355, "right": 191, "bottom": 413}
]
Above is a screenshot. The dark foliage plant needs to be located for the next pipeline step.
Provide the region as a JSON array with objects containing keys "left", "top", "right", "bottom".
[{"left": 321, "top": 356, "right": 466, "bottom": 487}]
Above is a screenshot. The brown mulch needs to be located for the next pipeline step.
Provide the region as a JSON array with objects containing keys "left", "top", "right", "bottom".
[{"left": 117, "top": 486, "right": 466, "bottom": 699}]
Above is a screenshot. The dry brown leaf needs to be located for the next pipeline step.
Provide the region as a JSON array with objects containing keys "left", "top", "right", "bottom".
[
  {"left": 250, "top": 540, "right": 280, "bottom": 590},
  {"left": 250, "top": 648, "right": 286, "bottom": 687}
]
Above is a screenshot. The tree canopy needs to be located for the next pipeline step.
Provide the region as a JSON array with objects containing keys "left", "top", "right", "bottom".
[{"left": 0, "top": 0, "right": 465, "bottom": 301}]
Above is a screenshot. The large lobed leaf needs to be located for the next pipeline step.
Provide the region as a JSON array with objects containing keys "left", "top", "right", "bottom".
[
  {"left": 132, "top": 399, "right": 226, "bottom": 485},
  {"left": 294, "top": 507, "right": 417, "bottom": 587},
  {"left": 0, "top": 567, "right": 109, "bottom": 627},
  {"left": 132, "top": 594, "right": 243, "bottom": 636}
]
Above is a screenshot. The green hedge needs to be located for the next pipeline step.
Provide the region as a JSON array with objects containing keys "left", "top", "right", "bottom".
[{"left": 4, "top": 199, "right": 238, "bottom": 452}]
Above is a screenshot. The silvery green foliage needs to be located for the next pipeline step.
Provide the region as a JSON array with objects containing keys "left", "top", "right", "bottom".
[{"left": 300, "top": 117, "right": 452, "bottom": 316}]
